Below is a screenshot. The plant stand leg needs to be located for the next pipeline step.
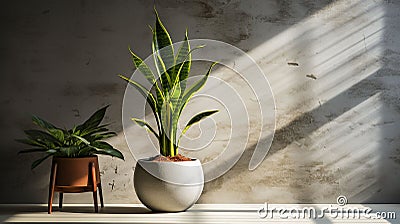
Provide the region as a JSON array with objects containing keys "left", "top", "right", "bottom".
[
  {"left": 48, "top": 163, "right": 57, "bottom": 214},
  {"left": 90, "top": 162, "right": 98, "bottom": 213},
  {"left": 59, "top": 193, "right": 63, "bottom": 209},
  {"left": 98, "top": 183, "right": 104, "bottom": 208}
]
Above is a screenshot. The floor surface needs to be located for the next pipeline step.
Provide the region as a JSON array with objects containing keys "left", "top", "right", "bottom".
[{"left": 0, "top": 204, "right": 398, "bottom": 223}]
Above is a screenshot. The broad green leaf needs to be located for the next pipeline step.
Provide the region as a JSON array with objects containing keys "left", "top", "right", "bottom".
[
  {"left": 24, "top": 130, "right": 61, "bottom": 147},
  {"left": 91, "top": 142, "right": 124, "bottom": 160},
  {"left": 16, "top": 138, "right": 47, "bottom": 148},
  {"left": 32, "top": 115, "right": 57, "bottom": 131},
  {"left": 19, "top": 148, "right": 48, "bottom": 154},
  {"left": 91, "top": 132, "right": 117, "bottom": 141},
  {"left": 31, "top": 153, "right": 53, "bottom": 170},
  {"left": 77, "top": 146, "right": 95, "bottom": 157},
  {"left": 59, "top": 146, "right": 79, "bottom": 157},
  {"left": 80, "top": 127, "right": 109, "bottom": 139},
  {"left": 48, "top": 129, "right": 64, "bottom": 143},
  {"left": 71, "top": 134, "right": 90, "bottom": 145},
  {"left": 77, "top": 105, "right": 108, "bottom": 131}
]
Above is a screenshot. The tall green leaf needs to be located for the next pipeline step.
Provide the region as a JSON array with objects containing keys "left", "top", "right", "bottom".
[
  {"left": 152, "top": 31, "right": 172, "bottom": 91},
  {"left": 128, "top": 47, "right": 165, "bottom": 114},
  {"left": 128, "top": 47, "right": 156, "bottom": 84},
  {"left": 154, "top": 8, "right": 174, "bottom": 70},
  {"left": 174, "top": 31, "right": 191, "bottom": 91}
]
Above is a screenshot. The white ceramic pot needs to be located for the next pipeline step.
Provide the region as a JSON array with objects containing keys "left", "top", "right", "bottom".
[{"left": 134, "top": 157, "right": 204, "bottom": 212}]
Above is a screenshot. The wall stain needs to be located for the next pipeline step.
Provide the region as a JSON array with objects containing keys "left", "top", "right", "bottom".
[
  {"left": 72, "top": 109, "right": 80, "bottom": 117},
  {"left": 109, "top": 180, "right": 115, "bottom": 191},
  {"left": 88, "top": 83, "right": 119, "bottom": 97}
]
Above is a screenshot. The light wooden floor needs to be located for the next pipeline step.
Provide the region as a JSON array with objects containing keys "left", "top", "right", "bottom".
[{"left": 0, "top": 204, "right": 398, "bottom": 223}]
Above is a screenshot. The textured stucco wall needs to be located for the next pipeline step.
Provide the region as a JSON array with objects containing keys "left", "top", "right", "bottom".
[{"left": 0, "top": 0, "right": 400, "bottom": 204}]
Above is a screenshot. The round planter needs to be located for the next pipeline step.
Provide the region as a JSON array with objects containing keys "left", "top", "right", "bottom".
[{"left": 134, "top": 157, "right": 204, "bottom": 212}]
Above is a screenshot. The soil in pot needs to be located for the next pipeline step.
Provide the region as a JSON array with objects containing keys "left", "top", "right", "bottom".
[{"left": 151, "top": 154, "right": 192, "bottom": 162}]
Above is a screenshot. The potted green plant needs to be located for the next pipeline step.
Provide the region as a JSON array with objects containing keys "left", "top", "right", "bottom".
[
  {"left": 119, "top": 9, "right": 218, "bottom": 212},
  {"left": 17, "top": 105, "right": 124, "bottom": 213}
]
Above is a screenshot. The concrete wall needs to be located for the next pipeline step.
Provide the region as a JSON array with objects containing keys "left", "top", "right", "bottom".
[{"left": 1, "top": 0, "right": 400, "bottom": 204}]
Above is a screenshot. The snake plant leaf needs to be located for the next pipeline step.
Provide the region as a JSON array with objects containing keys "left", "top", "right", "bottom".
[
  {"left": 76, "top": 105, "right": 109, "bottom": 131},
  {"left": 152, "top": 31, "right": 172, "bottom": 92},
  {"left": 128, "top": 47, "right": 165, "bottom": 112},
  {"left": 128, "top": 47, "right": 157, "bottom": 84},
  {"left": 169, "top": 30, "right": 190, "bottom": 85},
  {"left": 178, "top": 110, "right": 219, "bottom": 143},
  {"left": 31, "top": 153, "right": 53, "bottom": 170},
  {"left": 119, "top": 9, "right": 218, "bottom": 157},
  {"left": 119, "top": 74, "right": 158, "bottom": 113},
  {"left": 178, "top": 62, "right": 218, "bottom": 117},
  {"left": 132, "top": 118, "right": 159, "bottom": 139},
  {"left": 169, "top": 83, "right": 182, "bottom": 141},
  {"left": 174, "top": 31, "right": 191, "bottom": 92},
  {"left": 119, "top": 74, "right": 162, "bottom": 133},
  {"left": 154, "top": 8, "right": 174, "bottom": 70}
]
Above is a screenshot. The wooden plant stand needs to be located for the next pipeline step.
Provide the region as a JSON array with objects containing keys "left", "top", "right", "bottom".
[{"left": 47, "top": 156, "right": 104, "bottom": 214}]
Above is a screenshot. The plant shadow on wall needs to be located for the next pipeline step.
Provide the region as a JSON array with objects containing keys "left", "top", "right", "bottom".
[
  {"left": 119, "top": 8, "right": 218, "bottom": 212},
  {"left": 200, "top": 0, "right": 400, "bottom": 204}
]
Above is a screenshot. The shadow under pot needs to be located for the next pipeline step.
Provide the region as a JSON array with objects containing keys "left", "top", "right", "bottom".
[
  {"left": 134, "top": 158, "right": 204, "bottom": 212},
  {"left": 48, "top": 156, "right": 104, "bottom": 214}
]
